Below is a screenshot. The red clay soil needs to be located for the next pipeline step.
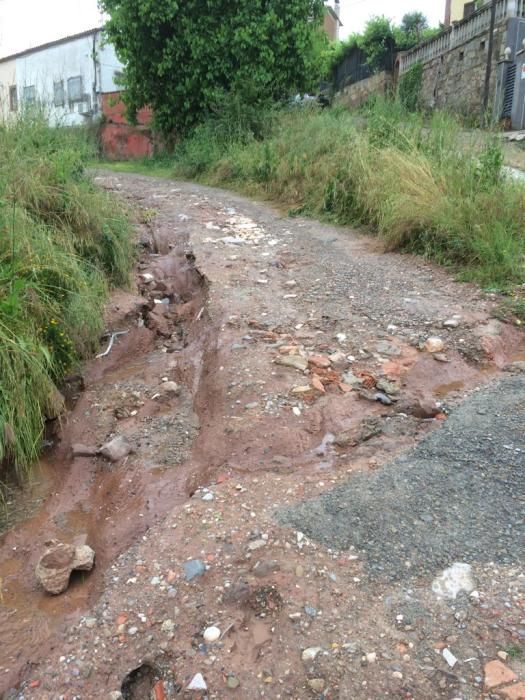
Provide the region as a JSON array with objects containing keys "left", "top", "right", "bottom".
[{"left": 0, "top": 173, "right": 523, "bottom": 700}]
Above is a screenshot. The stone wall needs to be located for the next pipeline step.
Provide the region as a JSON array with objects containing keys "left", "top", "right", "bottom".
[
  {"left": 336, "top": 71, "right": 393, "bottom": 110},
  {"left": 417, "top": 22, "right": 508, "bottom": 115}
]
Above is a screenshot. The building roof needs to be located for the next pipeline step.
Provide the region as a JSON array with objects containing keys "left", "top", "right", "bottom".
[
  {"left": 326, "top": 5, "right": 343, "bottom": 26},
  {"left": 0, "top": 27, "right": 102, "bottom": 64}
]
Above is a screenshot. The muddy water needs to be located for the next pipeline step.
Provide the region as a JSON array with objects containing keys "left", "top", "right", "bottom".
[{"left": 0, "top": 219, "right": 213, "bottom": 692}]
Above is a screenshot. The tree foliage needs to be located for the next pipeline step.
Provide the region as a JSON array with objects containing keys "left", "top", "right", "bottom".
[
  {"left": 327, "top": 12, "right": 441, "bottom": 77},
  {"left": 100, "top": 0, "right": 326, "bottom": 136},
  {"left": 359, "top": 17, "right": 396, "bottom": 71}
]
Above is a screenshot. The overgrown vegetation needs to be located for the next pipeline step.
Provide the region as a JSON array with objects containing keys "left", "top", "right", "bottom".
[
  {"left": 136, "top": 99, "right": 525, "bottom": 288},
  {"left": 328, "top": 14, "right": 442, "bottom": 76},
  {"left": 398, "top": 62, "right": 424, "bottom": 112},
  {"left": 0, "top": 114, "right": 132, "bottom": 481}
]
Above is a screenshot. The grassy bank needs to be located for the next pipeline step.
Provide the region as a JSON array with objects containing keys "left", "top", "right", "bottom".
[
  {"left": 104, "top": 100, "right": 524, "bottom": 289},
  {"left": 0, "top": 115, "right": 133, "bottom": 483}
]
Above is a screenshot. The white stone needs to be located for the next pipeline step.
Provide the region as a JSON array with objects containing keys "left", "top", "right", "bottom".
[
  {"left": 292, "top": 407, "right": 301, "bottom": 417},
  {"left": 424, "top": 337, "right": 445, "bottom": 353},
  {"left": 187, "top": 673, "right": 207, "bottom": 691},
  {"left": 302, "top": 647, "right": 323, "bottom": 662},
  {"left": 203, "top": 626, "right": 221, "bottom": 643},
  {"left": 432, "top": 562, "right": 475, "bottom": 599},
  {"left": 366, "top": 652, "right": 377, "bottom": 664},
  {"left": 202, "top": 492, "right": 214, "bottom": 502},
  {"left": 442, "top": 648, "right": 458, "bottom": 668}
]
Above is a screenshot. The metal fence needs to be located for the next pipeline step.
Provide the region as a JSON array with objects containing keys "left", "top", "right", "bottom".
[{"left": 333, "top": 46, "right": 394, "bottom": 93}]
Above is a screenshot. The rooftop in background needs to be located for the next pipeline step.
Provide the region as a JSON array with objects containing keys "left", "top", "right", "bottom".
[{"left": 0, "top": 27, "right": 102, "bottom": 64}]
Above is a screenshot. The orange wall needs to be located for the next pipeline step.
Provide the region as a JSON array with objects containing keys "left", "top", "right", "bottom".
[{"left": 100, "top": 91, "right": 155, "bottom": 159}]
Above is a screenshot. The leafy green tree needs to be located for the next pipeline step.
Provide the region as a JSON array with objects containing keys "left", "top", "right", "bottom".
[
  {"left": 400, "top": 11, "right": 428, "bottom": 44},
  {"left": 100, "top": 0, "right": 325, "bottom": 136},
  {"left": 358, "top": 16, "right": 397, "bottom": 71}
]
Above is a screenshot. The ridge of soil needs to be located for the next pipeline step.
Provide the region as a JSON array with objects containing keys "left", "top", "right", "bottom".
[{"left": 0, "top": 173, "right": 523, "bottom": 700}]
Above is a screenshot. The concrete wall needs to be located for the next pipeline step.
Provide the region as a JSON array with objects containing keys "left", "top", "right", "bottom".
[
  {"left": 0, "top": 58, "right": 16, "bottom": 122},
  {"left": 337, "top": 71, "right": 393, "bottom": 110},
  {"left": 0, "top": 30, "right": 125, "bottom": 126},
  {"left": 16, "top": 32, "right": 98, "bottom": 126},
  {"left": 417, "top": 22, "right": 508, "bottom": 114}
]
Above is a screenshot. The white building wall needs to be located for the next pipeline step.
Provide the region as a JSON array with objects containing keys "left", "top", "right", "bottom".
[
  {"left": 0, "top": 58, "right": 16, "bottom": 122},
  {"left": 0, "top": 29, "right": 125, "bottom": 126},
  {"left": 16, "top": 32, "right": 98, "bottom": 126},
  {"left": 97, "top": 38, "right": 124, "bottom": 94}
]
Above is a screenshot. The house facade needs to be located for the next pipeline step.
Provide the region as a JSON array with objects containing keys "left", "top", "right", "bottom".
[
  {"left": 0, "top": 28, "right": 123, "bottom": 125},
  {"left": 445, "top": 0, "right": 491, "bottom": 26},
  {"left": 324, "top": 0, "right": 342, "bottom": 41},
  {"left": 0, "top": 28, "right": 154, "bottom": 157}
]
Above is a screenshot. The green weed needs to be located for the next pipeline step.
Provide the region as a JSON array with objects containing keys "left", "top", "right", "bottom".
[
  {"left": 155, "top": 98, "right": 525, "bottom": 288},
  {"left": 0, "top": 112, "right": 133, "bottom": 481}
]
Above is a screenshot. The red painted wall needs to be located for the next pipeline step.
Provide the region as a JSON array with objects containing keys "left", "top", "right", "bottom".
[{"left": 100, "top": 92, "right": 156, "bottom": 160}]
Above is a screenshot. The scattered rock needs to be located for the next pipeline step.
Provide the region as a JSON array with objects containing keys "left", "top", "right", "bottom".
[
  {"left": 376, "top": 379, "right": 399, "bottom": 396},
  {"left": 341, "top": 372, "right": 363, "bottom": 389},
  {"left": 226, "top": 676, "right": 240, "bottom": 689},
  {"left": 432, "top": 562, "right": 475, "bottom": 599},
  {"left": 291, "top": 385, "right": 313, "bottom": 396},
  {"left": 202, "top": 492, "right": 214, "bottom": 502},
  {"left": 184, "top": 559, "right": 206, "bottom": 581},
  {"left": 247, "top": 538, "right": 267, "bottom": 551},
  {"left": 329, "top": 351, "right": 348, "bottom": 369},
  {"left": 443, "top": 648, "right": 458, "bottom": 668},
  {"left": 308, "top": 354, "right": 331, "bottom": 369},
  {"left": 497, "top": 651, "right": 509, "bottom": 661},
  {"left": 334, "top": 417, "right": 383, "bottom": 448},
  {"left": 99, "top": 435, "right": 133, "bottom": 462},
  {"left": 302, "top": 647, "right": 323, "bottom": 663},
  {"left": 434, "top": 353, "right": 450, "bottom": 363},
  {"left": 377, "top": 341, "right": 402, "bottom": 357},
  {"left": 187, "top": 673, "right": 207, "bottom": 691},
  {"left": 36, "top": 541, "right": 95, "bottom": 595},
  {"left": 307, "top": 678, "right": 325, "bottom": 692},
  {"left": 484, "top": 660, "right": 518, "bottom": 689},
  {"left": 157, "top": 381, "right": 181, "bottom": 398},
  {"left": 275, "top": 355, "right": 308, "bottom": 371},
  {"left": 443, "top": 318, "right": 460, "bottom": 328},
  {"left": 304, "top": 605, "right": 317, "bottom": 618},
  {"left": 72, "top": 444, "right": 98, "bottom": 458},
  {"left": 85, "top": 617, "right": 97, "bottom": 629},
  {"left": 203, "top": 626, "right": 221, "bottom": 643},
  {"left": 424, "top": 337, "right": 445, "bottom": 353},
  {"left": 374, "top": 391, "right": 394, "bottom": 406},
  {"left": 108, "top": 692, "right": 123, "bottom": 700},
  {"left": 161, "top": 619, "right": 175, "bottom": 635},
  {"left": 365, "top": 652, "right": 377, "bottom": 664}
]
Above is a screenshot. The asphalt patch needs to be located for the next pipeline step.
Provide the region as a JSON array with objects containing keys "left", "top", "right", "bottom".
[{"left": 278, "top": 376, "right": 525, "bottom": 581}]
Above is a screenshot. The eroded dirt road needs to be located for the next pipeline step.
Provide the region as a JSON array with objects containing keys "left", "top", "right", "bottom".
[{"left": 1, "top": 173, "right": 524, "bottom": 700}]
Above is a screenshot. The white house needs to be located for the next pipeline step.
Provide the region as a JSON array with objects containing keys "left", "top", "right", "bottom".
[{"left": 0, "top": 28, "right": 124, "bottom": 125}]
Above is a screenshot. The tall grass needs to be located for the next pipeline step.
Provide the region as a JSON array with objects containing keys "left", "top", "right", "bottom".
[
  {"left": 0, "top": 113, "right": 133, "bottom": 481},
  {"left": 168, "top": 99, "right": 525, "bottom": 287}
]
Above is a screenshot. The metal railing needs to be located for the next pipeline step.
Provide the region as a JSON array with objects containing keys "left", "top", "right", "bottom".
[{"left": 400, "top": 0, "right": 525, "bottom": 73}]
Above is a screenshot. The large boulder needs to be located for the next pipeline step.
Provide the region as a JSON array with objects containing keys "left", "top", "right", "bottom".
[{"left": 35, "top": 540, "right": 95, "bottom": 595}]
